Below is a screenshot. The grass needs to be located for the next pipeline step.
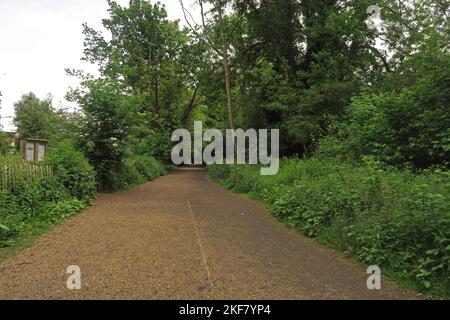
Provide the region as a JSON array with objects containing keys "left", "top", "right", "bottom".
[{"left": 0, "top": 205, "right": 85, "bottom": 264}]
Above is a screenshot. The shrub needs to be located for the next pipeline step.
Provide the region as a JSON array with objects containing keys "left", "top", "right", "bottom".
[
  {"left": 0, "top": 132, "right": 12, "bottom": 155},
  {"left": 208, "top": 159, "right": 450, "bottom": 298},
  {"left": 110, "top": 155, "right": 167, "bottom": 191},
  {"left": 317, "top": 62, "right": 450, "bottom": 169},
  {"left": 40, "top": 199, "right": 86, "bottom": 224},
  {"left": 0, "top": 173, "right": 74, "bottom": 248},
  {"left": 0, "top": 143, "right": 96, "bottom": 249},
  {"left": 0, "top": 141, "right": 165, "bottom": 249},
  {"left": 44, "top": 141, "right": 96, "bottom": 202}
]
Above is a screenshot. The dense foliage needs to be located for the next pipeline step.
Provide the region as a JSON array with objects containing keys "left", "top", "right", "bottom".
[
  {"left": 13, "top": 93, "right": 78, "bottom": 143},
  {"left": 209, "top": 160, "right": 450, "bottom": 298},
  {"left": 44, "top": 141, "right": 97, "bottom": 201},
  {"left": 0, "top": 132, "right": 11, "bottom": 155},
  {"left": 62, "top": 1, "right": 185, "bottom": 189},
  {"left": 0, "top": 146, "right": 95, "bottom": 249},
  {"left": 1, "top": 0, "right": 448, "bottom": 297},
  {"left": 200, "top": 1, "right": 449, "bottom": 297},
  {"left": 183, "top": 0, "right": 449, "bottom": 163},
  {"left": 317, "top": 39, "right": 450, "bottom": 168}
]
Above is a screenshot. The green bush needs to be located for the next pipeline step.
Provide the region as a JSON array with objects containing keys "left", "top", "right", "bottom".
[
  {"left": 40, "top": 199, "right": 86, "bottom": 224},
  {"left": 0, "top": 132, "right": 12, "bottom": 155},
  {"left": 0, "top": 143, "right": 96, "bottom": 249},
  {"left": 111, "top": 155, "right": 167, "bottom": 191},
  {"left": 317, "top": 57, "right": 450, "bottom": 169},
  {"left": 0, "top": 141, "right": 165, "bottom": 249},
  {"left": 209, "top": 159, "right": 450, "bottom": 298},
  {"left": 0, "top": 175, "right": 75, "bottom": 248},
  {"left": 44, "top": 141, "right": 97, "bottom": 202}
]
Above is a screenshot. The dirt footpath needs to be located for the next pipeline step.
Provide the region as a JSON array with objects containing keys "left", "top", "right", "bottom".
[{"left": 0, "top": 168, "right": 419, "bottom": 300}]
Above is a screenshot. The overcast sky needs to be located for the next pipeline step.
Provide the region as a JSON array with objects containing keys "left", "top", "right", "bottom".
[{"left": 0, "top": 0, "right": 196, "bottom": 131}]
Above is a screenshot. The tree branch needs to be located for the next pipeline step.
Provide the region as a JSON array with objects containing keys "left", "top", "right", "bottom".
[
  {"left": 363, "top": 45, "right": 392, "bottom": 73},
  {"left": 182, "top": 86, "right": 200, "bottom": 125},
  {"left": 179, "top": 0, "right": 222, "bottom": 56}
]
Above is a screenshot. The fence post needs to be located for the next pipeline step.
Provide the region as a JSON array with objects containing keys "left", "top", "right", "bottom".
[{"left": 0, "top": 160, "right": 53, "bottom": 191}]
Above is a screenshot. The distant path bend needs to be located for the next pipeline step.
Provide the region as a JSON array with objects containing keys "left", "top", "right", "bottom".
[{"left": 0, "top": 168, "right": 418, "bottom": 300}]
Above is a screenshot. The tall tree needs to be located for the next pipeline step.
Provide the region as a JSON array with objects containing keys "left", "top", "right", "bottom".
[
  {"left": 180, "top": 0, "right": 236, "bottom": 129},
  {"left": 79, "top": 0, "right": 194, "bottom": 160},
  {"left": 14, "top": 93, "right": 57, "bottom": 140}
]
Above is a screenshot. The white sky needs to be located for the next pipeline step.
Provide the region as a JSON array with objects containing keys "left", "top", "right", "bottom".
[{"left": 0, "top": 0, "right": 197, "bottom": 131}]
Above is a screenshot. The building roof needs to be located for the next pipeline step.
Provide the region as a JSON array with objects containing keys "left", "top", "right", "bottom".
[{"left": 22, "top": 138, "right": 49, "bottom": 142}]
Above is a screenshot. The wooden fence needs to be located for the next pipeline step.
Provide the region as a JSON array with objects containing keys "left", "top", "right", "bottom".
[{"left": 0, "top": 160, "right": 53, "bottom": 190}]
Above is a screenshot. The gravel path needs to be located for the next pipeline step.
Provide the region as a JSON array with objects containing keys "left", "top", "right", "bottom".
[{"left": 0, "top": 168, "right": 418, "bottom": 300}]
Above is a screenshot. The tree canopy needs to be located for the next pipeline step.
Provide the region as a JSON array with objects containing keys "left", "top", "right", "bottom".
[{"left": 23, "top": 0, "right": 448, "bottom": 175}]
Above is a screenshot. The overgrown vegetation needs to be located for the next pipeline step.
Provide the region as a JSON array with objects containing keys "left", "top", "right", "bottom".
[
  {"left": 209, "top": 160, "right": 450, "bottom": 298},
  {"left": 0, "top": 145, "right": 95, "bottom": 251},
  {"left": 0, "top": 140, "right": 166, "bottom": 253},
  {"left": 0, "top": 1, "right": 172, "bottom": 253},
  {"left": 0, "top": 0, "right": 448, "bottom": 297},
  {"left": 317, "top": 44, "right": 450, "bottom": 168},
  {"left": 0, "top": 132, "right": 11, "bottom": 155},
  {"left": 201, "top": 0, "right": 449, "bottom": 298}
]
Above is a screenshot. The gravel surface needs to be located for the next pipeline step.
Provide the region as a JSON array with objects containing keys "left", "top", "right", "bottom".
[{"left": 0, "top": 168, "right": 420, "bottom": 300}]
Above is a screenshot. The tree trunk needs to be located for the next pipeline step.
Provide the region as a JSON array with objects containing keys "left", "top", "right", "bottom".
[
  {"left": 182, "top": 86, "right": 199, "bottom": 125},
  {"left": 217, "top": 2, "right": 235, "bottom": 130}
]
